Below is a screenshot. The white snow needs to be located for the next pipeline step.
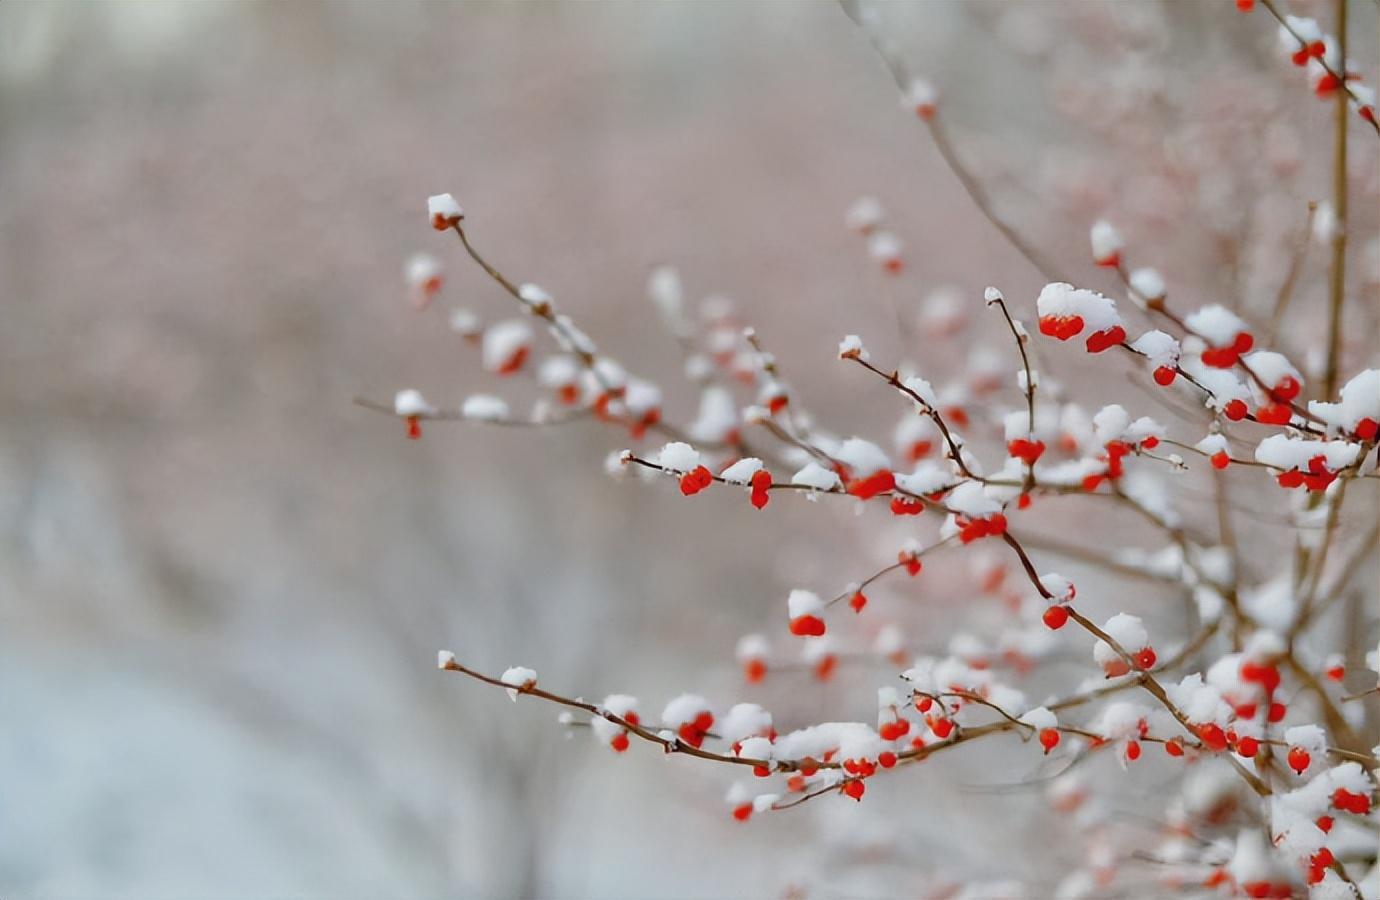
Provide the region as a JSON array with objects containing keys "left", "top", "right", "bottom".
[
  {"left": 499, "top": 666, "right": 537, "bottom": 701},
  {"left": 835, "top": 438, "right": 891, "bottom": 476},
  {"left": 481, "top": 320, "right": 533, "bottom": 373},
  {"left": 1255, "top": 435, "right": 1360, "bottom": 472},
  {"left": 791, "top": 462, "right": 842, "bottom": 492},
  {"left": 1309, "top": 369, "right": 1380, "bottom": 434},
  {"left": 1185, "top": 304, "right": 1247, "bottom": 347},
  {"left": 838, "top": 334, "right": 869, "bottom": 361},
  {"left": 393, "top": 389, "right": 435, "bottom": 417},
  {"left": 427, "top": 193, "right": 463, "bottom": 225},
  {"left": 845, "top": 196, "right": 885, "bottom": 233},
  {"left": 1130, "top": 330, "right": 1180, "bottom": 368},
  {"left": 656, "top": 441, "right": 701, "bottom": 473},
  {"left": 945, "top": 481, "right": 1001, "bottom": 517},
  {"left": 461, "top": 394, "right": 509, "bottom": 422},
  {"left": 1089, "top": 220, "right": 1124, "bottom": 263},
  {"left": 787, "top": 589, "right": 824, "bottom": 620},
  {"left": 1128, "top": 267, "right": 1165, "bottom": 299},
  {"left": 720, "top": 457, "right": 765, "bottom": 485},
  {"left": 1036, "top": 283, "right": 1122, "bottom": 333},
  {"left": 720, "top": 703, "right": 773, "bottom": 743},
  {"left": 901, "top": 375, "right": 938, "bottom": 409},
  {"left": 735, "top": 633, "right": 769, "bottom": 661},
  {"left": 660, "top": 694, "right": 712, "bottom": 730}
]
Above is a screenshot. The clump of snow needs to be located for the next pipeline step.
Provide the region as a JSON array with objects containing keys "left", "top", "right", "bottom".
[
  {"left": 845, "top": 196, "right": 885, "bottom": 233},
  {"left": 838, "top": 334, "right": 869, "bottom": 361},
  {"left": 427, "top": 193, "right": 463, "bottom": 226},
  {"left": 835, "top": 438, "right": 891, "bottom": 476},
  {"left": 1255, "top": 435, "right": 1359, "bottom": 472},
  {"left": 720, "top": 457, "right": 765, "bottom": 484},
  {"left": 449, "top": 307, "right": 483, "bottom": 337},
  {"left": 1131, "top": 330, "right": 1180, "bottom": 368},
  {"left": 394, "top": 389, "right": 435, "bottom": 417},
  {"left": 1096, "top": 613, "right": 1149, "bottom": 660},
  {"left": 735, "top": 634, "right": 769, "bottom": 662},
  {"left": 462, "top": 394, "right": 509, "bottom": 422},
  {"left": 590, "top": 694, "right": 640, "bottom": 745},
  {"left": 437, "top": 650, "right": 457, "bottom": 669},
  {"left": 482, "top": 320, "right": 534, "bottom": 372},
  {"left": 657, "top": 442, "right": 701, "bottom": 473},
  {"left": 1128, "top": 267, "right": 1165, "bottom": 300},
  {"left": 1309, "top": 369, "right": 1379, "bottom": 435},
  {"left": 1036, "top": 283, "right": 1122, "bottom": 334},
  {"left": 720, "top": 703, "right": 773, "bottom": 743},
  {"left": 945, "top": 481, "right": 1001, "bottom": 517},
  {"left": 791, "top": 462, "right": 842, "bottom": 491},
  {"left": 517, "top": 283, "right": 554, "bottom": 308},
  {"left": 660, "top": 694, "right": 712, "bottom": 730},
  {"left": 499, "top": 666, "right": 537, "bottom": 701},
  {"left": 1185, "top": 304, "right": 1247, "bottom": 347},
  {"left": 1090, "top": 221, "right": 1124, "bottom": 264},
  {"left": 788, "top": 589, "right": 824, "bottom": 620},
  {"left": 535, "top": 354, "right": 580, "bottom": 389}
]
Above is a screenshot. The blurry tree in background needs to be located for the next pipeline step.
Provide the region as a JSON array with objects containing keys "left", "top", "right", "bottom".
[{"left": 1, "top": 2, "right": 1378, "bottom": 898}]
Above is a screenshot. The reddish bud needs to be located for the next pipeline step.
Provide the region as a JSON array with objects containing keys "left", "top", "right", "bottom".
[
  {"left": 405, "top": 416, "right": 423, "bottom": 440},
  {"left": 750, "top": 469, "right": 772, "bottom": 510},
  {"left": 1325, "top": 664, "right": 1344, "bottom": 682},
  {"left": 1165, "top": 738, "right": 1185, "bottom": 757}
]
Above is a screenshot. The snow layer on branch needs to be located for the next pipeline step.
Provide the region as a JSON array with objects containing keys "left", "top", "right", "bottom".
[
  {"left": 895, "top": 463, "right": 953, "bottom": 495},
  {"left": 1037, "top": 283, "right": 1122, "bottom": 334},
  {"left": 656, "top": 441, "right": 701, "bottom": 473},
  {"left": 1309, "top": 369, "right": 1379, "bottom": 434},
  {"left": 1094, "top": 614, "right": 1148, "bottom": 669},
  {"left": 1185, "top": 304, "right": 1247, "bottom": 347},
  {"left": 775, "top": 722, "right": 885, "bottom": 763},
  {"left": 537, "top": 355, "right": 579, "bottom": 389},
  {"left": 622, "top": 379, "right": 662, "bottom": 417},
  {"left": 1131, "top": 330, "right": 1179, "bottom": 368},
  {"left": 1243, "top": 351, "right": 1300, "bottom": 390},
  {"left": 945, "top": 481, "right": 1001, "bottom": 517},
  {"left": 720, "top": 457, "right": 764, "bottom": 485},
  {"left": 1254, "top": 435, "right": 1359, "bottom": 472},
  {"left": 1019, "top": 706, "right": 1057, "bottom": 732},
  {"left": 499, "top": 666, "right": 537, "bottom": 701},
  {"left": 1093, "top": 405, "right": 1131, "bottom": 444},
  {"left": 394, "top": 389, "right": 435, "bottom": 417},
  {"left": 462, "top": 394, "right": 509, "bottom": 422},
  {"left": 720, "top": 703, "right": 772, "bottom": 743},
  {"left": 835, "top": 438, "right": 891, "bottom": 476},
  {"left": 791, "top": 462, "right": 841, "bottom": 492}
]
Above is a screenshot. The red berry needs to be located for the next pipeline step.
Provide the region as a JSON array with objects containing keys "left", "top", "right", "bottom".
[
  {"left": 930, "top": 717, "right": 955, "bottom": 739},
  {"left": 1277, "top": 469, "right": 1305, "bottom": 489},
  {"left": 1153, "top": 365, "right": 1177, "bottom": 386},
  {"left": 1355, "top": 418, "right": 1379, "bottom": 441},
  {"left": 1235, "top": 0, "right": 1253, "bottom": 10},
  {"left": 890, "top": 496, "right": 924, "bottom": 516},
  {"left": 1287, "top": 746, "right": 1311, "bottom": 774},
  {"left": 1198, "top": 723, "right": 1228, "bottom": 752},
  {"left": 405, "top": 416, "right": 423, "bottom": 440},
  {"left": 744, "top": 658, "right": 767, "bottom": 684},
  {"left": 849, "top": 591, "right": 867, "bottom": 613},
  {"left": 1165, "top": 738, "right": 1185, "bottom": 757},
  {"left": 789, "top": 615, "right": 826, "bottom": 638},
  {"left": 1042, "top": 606, "right": 1070, "bottom": 630},
  {"left": 1268, "top": 702, "right": 1287, "bottom": 723},
  {"left": 610, "top": 732, "right": 630, "bottom": 753},
  {"left": 1135, "top": 647, "right": 1157, "bottom": 671},
  {"left": 878, "top": 751, "right": 897, "bottom": 768},
  {"left": 1256, "top": 403, "right": 1292, "bottom": 426},
  {"left": 843, "top": 779, "right": 866, "bottom": 800},
  {"left": 1039, "top": 728, "right": 1060, "bottom": 753},
  {"left": 732, "top": 804, "right": 752, "bottom": 822},
  {"left": 1211, "top": 450, "right": 1230, "bottom": 470},
  {"left": 750, "top": 469, "right": 772, "bottom": 510},
  {"left": 1223, "top": 399, "right": 1248, "bottom": 421},
  {"left": 1316, "top": 815, "right": 1334, "bottom": 833},
  {"left": 1233, "top": 332, "right": 1254, "bottom": 354},
  {"left": 1125, "top": 740, "right": 1141, "bottom": 762},
  {"left": 679, "top": 466, "right": 713, "bottom": 496},
  {"left": 1236, "top": 737, "right": 1260, "bottom": 758},
  {"left": 1325, "top": 665, "right": 1344, "bottom": 682}
]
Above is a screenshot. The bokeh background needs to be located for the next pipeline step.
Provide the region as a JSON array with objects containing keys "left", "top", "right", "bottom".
[{"left": 2, "top": 3, "right": 1376, "bottom": 898}]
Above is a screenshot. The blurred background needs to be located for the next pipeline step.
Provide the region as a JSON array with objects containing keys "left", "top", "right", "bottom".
[{"left": 1, "top": 2, "right": 1376, "bottom": 898}]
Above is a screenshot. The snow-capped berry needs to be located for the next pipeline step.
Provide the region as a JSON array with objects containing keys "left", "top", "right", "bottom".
[
  {"left": 1308, "top": 369, "right": 1380, "bottom": 439},
  {"left": 405, "top": 253, "right": 444, "bottom": 309},
  {"left": 1036, "top": 283, "right": 1123, "bottom": 352},
  {"left": 591, "top": 694, "right": 640, "bottom": 751},
  {"left": 1186, "top": 305, "right": 1252, "bottom": 367},
  {"left": 1089, "top": 220, "right": 1124, "bottom": 268},
  {"left": 787, "top": 589, "right": 826, "bottom": 637},
  {"left": 661, "top": 695, "right": 714, "bottom": 748},
  {"left": 906, "top": 78, "right": 938, "bottom": 119},
  {"left": 481, "top": 320, "right": 534, "bottom": 376},
  {"left": 427, "top": 193, "right": 464, "bottom": 230},
  {"left": 736, "top": 634, "right": 770, "bottom": 684},
  {"left": 868, "top": 231, "right": 904, "bottom": 274},
  {"left": 1093, "top": 614, "right": 1152, "bottom": 677},
  {"left": 845, "top": 196, "right": 885, "bottom": 234}
]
